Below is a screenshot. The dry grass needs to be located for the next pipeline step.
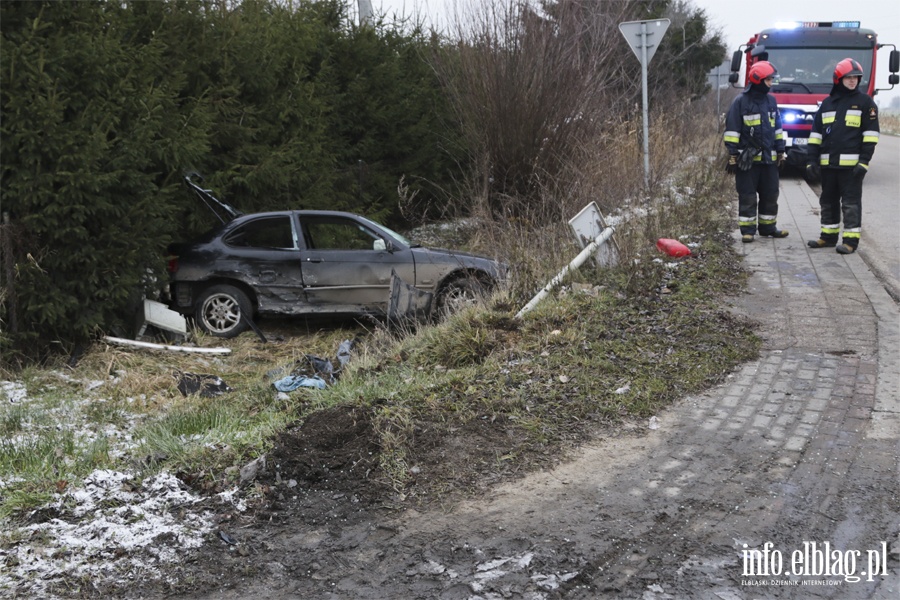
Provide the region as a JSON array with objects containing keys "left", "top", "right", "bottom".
[{"left": 879, "top": 110, "right": 900, "bottom": 135}]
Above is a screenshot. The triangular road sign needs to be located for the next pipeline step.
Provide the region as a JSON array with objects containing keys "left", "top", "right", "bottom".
[{"left": 619, "top": 19, "right": 670, "bottom": 63}]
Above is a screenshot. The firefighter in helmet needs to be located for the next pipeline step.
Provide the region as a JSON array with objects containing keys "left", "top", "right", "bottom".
[
  {"left": 805, "top": 58, "right": 879, "bottom": 254},
  {"left": 723, "top": 60, "right": 788, "bottom": 243}
]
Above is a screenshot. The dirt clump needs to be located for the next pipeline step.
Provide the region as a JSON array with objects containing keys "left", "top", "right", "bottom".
[{"left": 256, "top": 405, "right": 390, "bottom": 526}]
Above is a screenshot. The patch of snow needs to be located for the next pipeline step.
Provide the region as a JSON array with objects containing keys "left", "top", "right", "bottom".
[
  {"left": 1, "top": 380, "right": 27, "bottom": 403},
  {"left": 0, "top": 469, "right": 243, "bottom": 598}
]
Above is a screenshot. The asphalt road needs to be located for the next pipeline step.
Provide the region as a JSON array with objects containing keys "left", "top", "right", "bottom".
[{"left": 859, "top": 133, "right": 900, "bottom": 300}]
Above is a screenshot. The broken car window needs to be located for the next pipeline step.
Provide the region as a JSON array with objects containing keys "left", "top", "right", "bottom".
[{"left": 224, "top": 216, "right": 295, "bottom": 250}]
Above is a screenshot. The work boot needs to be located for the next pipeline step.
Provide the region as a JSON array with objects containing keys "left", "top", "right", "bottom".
[
  {"left": 760, "top": 230, "right": 789, "bottom": 238},
  {"left": 836, "top": 243, "right": 857, "bottom": 255},
  {"left": 807, "top": 238, "right": 837, "bottom": 248},
  {"left": 741, "top": 234, "right": 754, "bottom": 244}
]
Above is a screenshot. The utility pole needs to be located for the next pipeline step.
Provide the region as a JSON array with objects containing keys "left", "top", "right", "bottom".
[{"left": 358, "top": 0, "right": 373, "bottom": 24}]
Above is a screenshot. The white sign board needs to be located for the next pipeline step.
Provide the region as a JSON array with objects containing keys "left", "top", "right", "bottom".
[{"left": 568, "top": 202, "right": 618, "bottom": 268}]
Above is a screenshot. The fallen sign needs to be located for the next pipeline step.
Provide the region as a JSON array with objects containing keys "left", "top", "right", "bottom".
[
  {"left": 568, "top": 201, "right": 619, "bottom": 268},
  {"left": 515, "top": 223, "right": 615, "bottom": 319},
  {"left": 102, "top": 336, "right": 231, "bottom": 355}
]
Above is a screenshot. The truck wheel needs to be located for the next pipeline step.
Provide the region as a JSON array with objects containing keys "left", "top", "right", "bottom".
[
  {"left": 195, "top": 284, "right": 252, "bottom": 338},
  {"left": 435, "top": 276, "right": 487, "bottom": 320}
]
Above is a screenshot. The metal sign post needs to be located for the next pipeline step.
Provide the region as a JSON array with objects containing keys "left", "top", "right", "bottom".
[{"left": 618, "top": 18, "right": 670, "bottom": 189}]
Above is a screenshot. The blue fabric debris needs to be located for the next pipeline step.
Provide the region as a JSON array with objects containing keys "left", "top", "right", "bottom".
[{"left": 273, "top": 375, "right": 327, "bottom": 392}]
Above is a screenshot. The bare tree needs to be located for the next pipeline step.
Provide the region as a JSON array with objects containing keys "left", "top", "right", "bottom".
[{"left": 433, "top": 1, "right": 645, "bottom": 218}]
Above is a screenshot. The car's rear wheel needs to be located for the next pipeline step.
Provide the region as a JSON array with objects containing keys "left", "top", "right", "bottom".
[
  {"left": 195, "top": 284, "right": 252, "bottom": 338},
  {"left": 434, "top": 275, "right": 487, "bottom": 320}
]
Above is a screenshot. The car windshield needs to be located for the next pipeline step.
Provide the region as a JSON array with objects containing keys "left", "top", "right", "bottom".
[
  {"left": 767, "top": 47, "right": 872, "bottom": 89},
  {"left": 357, "top": 216, "right": 413, "bottom": 247}
]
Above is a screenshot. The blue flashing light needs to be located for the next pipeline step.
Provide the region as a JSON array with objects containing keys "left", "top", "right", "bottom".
[{"left": 772, "top": 21, "right": 861, "bottom": 30}]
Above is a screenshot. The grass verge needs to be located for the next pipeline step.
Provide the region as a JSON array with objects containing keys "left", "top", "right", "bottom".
[{"left": 0, "top": 155, "right": 760, "bottom": 520}]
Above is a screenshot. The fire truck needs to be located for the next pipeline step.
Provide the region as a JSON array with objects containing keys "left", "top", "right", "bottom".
[{"left": 728, "top": 21, "right": 899, "bottom": 166}]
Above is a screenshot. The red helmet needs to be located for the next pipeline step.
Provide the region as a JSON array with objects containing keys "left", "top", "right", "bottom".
[
  {"left": 833, "top": 58, "right": 864, "bottom": 84},
  {"left": 748, "top": 61, "right": 777, "bottom": 85}
]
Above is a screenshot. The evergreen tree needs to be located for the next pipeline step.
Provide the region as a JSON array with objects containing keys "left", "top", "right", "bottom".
[
  {"left": 0, "top": 0, "right": 466, "bottom": 357},
  {"left": 2, "top": 1, "right": 211, "bottom": 354}
]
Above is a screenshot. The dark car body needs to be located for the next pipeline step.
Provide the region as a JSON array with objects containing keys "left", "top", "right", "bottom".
[{"left": 167, "top": 177, "right": 505, "bottom": 337}]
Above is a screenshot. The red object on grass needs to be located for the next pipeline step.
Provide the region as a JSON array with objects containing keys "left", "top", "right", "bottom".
[{"left": 656, "top": 238, "right": 691, "bottom": 258}]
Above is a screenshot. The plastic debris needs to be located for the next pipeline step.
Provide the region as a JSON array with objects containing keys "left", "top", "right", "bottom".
[
  {"left": 176, "top": 373, "right": 232, "bottom": 397},
  {"left": 656, "top": 238, "right": 691, "bottom": 258},
  {"left": 219, "top": 531, "right": 237, "bottom": 545},
  {"left": 268, "top": 339, "right": 357, "bottom": 392},
  {"left": 649, "top": 416, "right": 660, "bottom": 430},
  {"left": 336, "top": 339, "right": 354, "bottom": 369}
]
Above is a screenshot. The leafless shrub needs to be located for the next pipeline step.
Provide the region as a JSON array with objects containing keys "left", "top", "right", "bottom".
[
  {"left": 424, "top": 0, "right": 733, "bottom": 300},
  {"left": 432, "top": 0, "right": 639, "bottom": 218}
]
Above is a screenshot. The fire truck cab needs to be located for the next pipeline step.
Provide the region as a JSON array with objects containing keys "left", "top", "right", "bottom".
[{"left": 728, "top": 21, "right": 899, "bottom": 166}]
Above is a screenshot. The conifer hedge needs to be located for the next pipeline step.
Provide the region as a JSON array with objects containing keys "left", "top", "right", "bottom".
[{"left": 0, "top": 0, "right": 461, "bottom": 359}]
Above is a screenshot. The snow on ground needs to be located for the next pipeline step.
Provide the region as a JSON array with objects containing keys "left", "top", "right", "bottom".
[
  {"left": 0, "top": 468, "right": 244, "bottom": 598},
  {"left": 0, "top": 378, "right": 247, "bottom": 598}
]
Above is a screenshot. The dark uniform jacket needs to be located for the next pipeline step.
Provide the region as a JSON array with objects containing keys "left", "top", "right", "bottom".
[
  {"left": 723, "top": 87, "right": 785, "bottom": 165},
  {"left": 807, "top": 87, "right": 879, "bottom": 169}
]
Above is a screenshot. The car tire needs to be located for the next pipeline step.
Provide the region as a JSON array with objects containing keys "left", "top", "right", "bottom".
[
  {"left": 434, "top": 275, "right": 487, "bottom": 320},
  {"left": 195, "top": 284, "right": 252, "bottom": 338}
]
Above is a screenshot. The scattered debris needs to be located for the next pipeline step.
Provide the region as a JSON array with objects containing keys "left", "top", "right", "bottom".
[
  {"left": 656, "top": 238, "right": 691, "bottom": 258},
  {"left": 273, "top": 375, "right": 327, "bottom": 391},
  {"left": 218, "top": 530, "right": 237, "bottom": 545},
  {"left": 267, "top": 339, "right": 357, "bottom": 392},
  {"left": 176, "top": 372, "right": 233, "bottom": 398},
  {"left": 615, "top": 382, "right": 632, "bottom": 394},
  {"left": 136, "top": 299, "right": 188, "bottom": 340},
  {"left": 649, "top": 416, "right": 660, "bottom": 430},
  {"left": 103, "top": 336, "right": 230, "bottom": 355}
]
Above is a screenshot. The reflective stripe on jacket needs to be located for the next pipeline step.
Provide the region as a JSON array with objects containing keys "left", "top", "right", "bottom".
[
  {"left": 723, "top": 89, "right": 785, "bottom": 164},
  {"left": 807, "top": 88, "right": 879, "bottom": 169}
]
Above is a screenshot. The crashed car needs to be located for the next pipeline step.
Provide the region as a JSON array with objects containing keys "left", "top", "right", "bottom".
[{"left": 166, "top": 175, "right": 506, "bottom": 338}]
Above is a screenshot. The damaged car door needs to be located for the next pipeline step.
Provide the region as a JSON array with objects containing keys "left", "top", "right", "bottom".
[
  {"left": 298, "top": 215, "right": 415, "bottom": 313},
  {"left": 218, "top": 214, "right": 306, "bottom": 311}
]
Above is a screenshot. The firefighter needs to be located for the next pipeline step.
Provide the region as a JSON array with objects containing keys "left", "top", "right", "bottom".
[
  {"left": 805, "top": 58, "right": 879, "bottom": 254},
  {"left": 723, "top": 60, "right": 788, "bottom": 243}
]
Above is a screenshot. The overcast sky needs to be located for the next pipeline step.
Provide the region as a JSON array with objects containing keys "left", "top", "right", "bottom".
[{"left": 371, "top": 0, "right": 900, "bottom": 106}]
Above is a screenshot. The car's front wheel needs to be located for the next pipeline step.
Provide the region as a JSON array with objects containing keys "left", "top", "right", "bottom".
[
  {"left": 434, "top": 275, "right": 488, "bottom": 320},
  {"left": 195, "top": 284, "right": 252, "bottom": 338}
]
